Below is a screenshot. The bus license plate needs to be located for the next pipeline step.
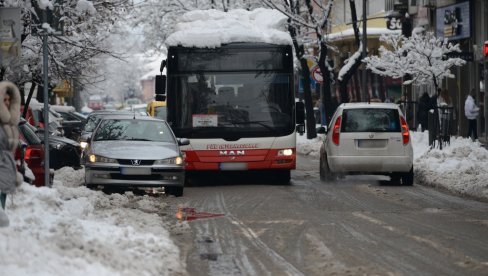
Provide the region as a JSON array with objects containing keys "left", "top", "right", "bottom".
[
  {"left": 121, "top": 167, "right": 151, "bottom": 175},
  {"left": 219, "top": 162, "right": 248, "bottom": 171}
]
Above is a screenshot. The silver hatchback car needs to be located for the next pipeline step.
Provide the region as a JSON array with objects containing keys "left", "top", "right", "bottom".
[
  {"left": 84, "top": 115, "right": 189, "bottom": 196},
  {"left": 318, "top": 102, "right": 414, "bottom": 185}
]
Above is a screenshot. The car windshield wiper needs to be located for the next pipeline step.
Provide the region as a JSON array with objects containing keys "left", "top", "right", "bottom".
[
  {"left": 124, "top": 138, "right": 153, "bottom": 141},
  {"left": 93, "top": 138, "right": 120, "bottom": 142}
]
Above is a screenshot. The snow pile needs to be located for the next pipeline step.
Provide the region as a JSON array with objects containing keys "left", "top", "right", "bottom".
[
  {"left": 0, "top": 167, "right": 184, "bottom": 276},
  {"left": 165, "top": 8, "right": 292, "bottom": 48},
  {"left": 297, "top": 131, "right": 488, "bottom": 201},
  {"left": 414, "top": 133, "right": 488, "bottom": 201},
  {"left": 296, "top": 133, "right": 323, "bottom": 157}
]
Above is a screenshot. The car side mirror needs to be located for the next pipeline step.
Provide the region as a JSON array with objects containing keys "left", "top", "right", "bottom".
[
  {"left": 155, "top": 94, "right": 166, "bottom": 101},
  {"left": 178, "top": 138, "right": 190, "bottom": 146},
  {"left": 316, "top": 126, "right": 327, "bottom": 134}
]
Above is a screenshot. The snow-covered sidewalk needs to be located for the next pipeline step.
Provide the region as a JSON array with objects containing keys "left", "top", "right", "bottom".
[
  {"left": 0, "top": 167, "right": 185, "bottom": 276},
  {"left": 297, "top": 131, "right": 488, "bottom": 201}
]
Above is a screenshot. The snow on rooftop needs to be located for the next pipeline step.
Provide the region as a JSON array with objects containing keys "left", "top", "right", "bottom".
[{"left": 165, "top": 8, "right": 292, "bottom": 48}]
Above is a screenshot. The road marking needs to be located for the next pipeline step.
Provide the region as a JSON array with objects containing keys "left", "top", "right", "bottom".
[{"left": 353, "top": 212, "right": 488, "bottom": 271}]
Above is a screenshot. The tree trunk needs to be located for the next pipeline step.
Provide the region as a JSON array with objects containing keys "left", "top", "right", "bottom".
[
  {"left": 299, "top": 56, "right": 317, "bottom": 139},
  {"left": 318, "top": 42, "right": 335, "bottom": 123},
  {"left": 287, "top": 9, "right": 316, "bottom": 139}
]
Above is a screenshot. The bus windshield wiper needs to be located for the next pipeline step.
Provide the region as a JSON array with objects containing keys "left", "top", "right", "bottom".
[{"left": 227, "top": 120, "right": 277, "bottom": 133}]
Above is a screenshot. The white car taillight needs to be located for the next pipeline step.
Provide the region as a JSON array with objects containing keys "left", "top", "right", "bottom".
[
  {"left": 400, "top": 116, "right": 410, "bottom": 145},
  {"left": 332, "top": 116, "right": 342, "bottom": 145}
]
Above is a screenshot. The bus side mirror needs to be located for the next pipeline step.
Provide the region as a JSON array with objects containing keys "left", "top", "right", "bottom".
[
  {"left": 295, "top": 101, "right": 305, "bottom": 125},
  {"left": 155, "top": 94, "right": 166, "bottom": 101},
  {"left": 155, "top": 75, "right": 166, "bottom": 95}
]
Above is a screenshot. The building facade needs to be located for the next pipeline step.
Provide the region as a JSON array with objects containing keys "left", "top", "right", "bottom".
[{"left": 326, "top": 0, "right": 488, "bottom": 139}]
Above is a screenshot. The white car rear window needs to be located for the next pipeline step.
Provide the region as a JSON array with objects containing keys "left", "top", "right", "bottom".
[{"left": 341, "top": 108, "right": 401, "bottom": 132}]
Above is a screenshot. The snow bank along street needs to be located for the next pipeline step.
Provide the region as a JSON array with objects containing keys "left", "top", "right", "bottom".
[
  {"left": 298, "top": 131, "right": 488, "bottom": 202},
  {"left": 0, "top": 167, "right": 186, "bottom": 276}
]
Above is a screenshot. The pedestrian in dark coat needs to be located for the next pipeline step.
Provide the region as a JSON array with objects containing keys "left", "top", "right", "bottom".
[
  {"left": 417, "top": 92, "right": 431, "bottom": 132},
  {"left": 0, "top": 81, "right": 23, "bottom": 227}
]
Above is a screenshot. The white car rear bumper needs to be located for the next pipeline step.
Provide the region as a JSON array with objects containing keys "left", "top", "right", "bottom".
[{"left": 328, "top": 156, "right": 412, "bottom": 173}]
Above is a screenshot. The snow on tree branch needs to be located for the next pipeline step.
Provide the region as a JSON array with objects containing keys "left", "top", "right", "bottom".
[
  {"left": 363, "top": 32, "right": 466, "bottom": 87},
  {"left": 338, "top": 43, "right": 362, "bottom": 81}
]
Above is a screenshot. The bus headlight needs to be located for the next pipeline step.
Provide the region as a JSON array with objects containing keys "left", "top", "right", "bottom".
[{"left": 277, "top": 149, "right": 293, "bottom": 156}]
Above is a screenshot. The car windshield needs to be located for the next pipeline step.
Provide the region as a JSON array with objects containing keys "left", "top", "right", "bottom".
[
  {"left": 341, "top": 108, "right": 401, "bottom": 132},
  {"left": 93, "top": 119, "right": 175, "bottom": 143}
]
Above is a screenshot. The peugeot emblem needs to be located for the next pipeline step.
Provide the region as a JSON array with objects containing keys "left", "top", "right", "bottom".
[
  {"left": 369, "top": 133, "right": 374, "bottom": 139},
  {"left": 131, "top": 159, "right": 141, "bottom": 166}
]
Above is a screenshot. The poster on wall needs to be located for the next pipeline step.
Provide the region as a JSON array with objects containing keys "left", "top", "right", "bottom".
[
  {"left": 435, "top": 1, "right": 471, "bottom": 41},
  {"left": 0, "top": 8, "right": 21, "bottom": 67}
]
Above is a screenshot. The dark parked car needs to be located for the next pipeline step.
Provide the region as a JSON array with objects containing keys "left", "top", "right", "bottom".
[
  {"left": 24, "top": 121, "right": 82, "bottom": 170},
  {"left": 84, "top": 114, "right": 188, "bottom": 196},
  {"left": 18, "top": 119, "right": 54, "bottom": 186},
  {"left": 51, "top": 105, "right": 87, "bottom": 141}
]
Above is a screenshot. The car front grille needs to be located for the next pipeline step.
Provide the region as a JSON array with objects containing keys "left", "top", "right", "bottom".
[
  {"left": 117, "top": 159, "right": 154, "bottom": 165},
  {"left": 110, "top": 174, "right": 162, "bottom": 181}
]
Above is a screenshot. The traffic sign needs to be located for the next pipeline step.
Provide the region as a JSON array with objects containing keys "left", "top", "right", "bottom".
[{"left": 311, "top": 66, "right": 323, "bottom": 83}]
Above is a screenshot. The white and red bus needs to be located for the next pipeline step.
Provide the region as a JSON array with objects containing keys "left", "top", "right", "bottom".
[{"left": 157, "top": 43, "right": 304, "bottom": 183}]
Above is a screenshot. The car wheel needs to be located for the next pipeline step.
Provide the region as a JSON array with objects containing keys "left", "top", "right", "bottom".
[
  {"left": 320, "top": 154, "right": 335, "bottom": 182},
  {"left": 401, "top": 168, "right": 414, "bottom": 186},
  {"left": 166, "top": 186, "right": 184, "bottom": 197},
  {"left": 85, "top": 183, "right": 96, "bottom": 189}
]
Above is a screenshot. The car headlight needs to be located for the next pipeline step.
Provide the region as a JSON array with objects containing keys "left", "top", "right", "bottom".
[
  {"left": 154, "top": 156, "right": 183, "bottom": 165},
  {"left": 88, "top": 154, "right": 117, "bottom": 163},
  {"left": 277, "top": 149, "right": 293, "bottom": 156},
  {"left": 80, "top": 141, "right": 88, "bottom": 149}
]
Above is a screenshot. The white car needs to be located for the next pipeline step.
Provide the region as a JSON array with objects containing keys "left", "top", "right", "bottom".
[{"left": 318, "top": 102, "right": 414, "bottom": 185}]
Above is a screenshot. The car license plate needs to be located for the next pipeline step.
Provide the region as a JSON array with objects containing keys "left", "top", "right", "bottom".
[
  {"left": 219, "top": 162, "right": 248, "bottom": 171},
  {"left": 120, "top": 167, "right": 151, "bottom": 175},
  {"left": 357, "top": 139, "right": 387, "bottom": 148}
]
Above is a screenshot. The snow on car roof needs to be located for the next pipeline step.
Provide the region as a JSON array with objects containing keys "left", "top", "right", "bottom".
[{"left": 165, "top": 8, "right": 292, "bottom": 48}]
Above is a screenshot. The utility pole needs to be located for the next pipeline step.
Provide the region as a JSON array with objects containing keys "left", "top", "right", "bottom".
[
  {"left": 42, "top": 10, "right": 51, "bottom": 187},
  {"left": 361, "top": 0, "right": 367, "bottom": 102}
]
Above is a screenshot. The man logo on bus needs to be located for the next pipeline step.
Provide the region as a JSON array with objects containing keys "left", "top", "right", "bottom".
[{"left": 219, "top": 150, "right": 245, "bottom": 156}]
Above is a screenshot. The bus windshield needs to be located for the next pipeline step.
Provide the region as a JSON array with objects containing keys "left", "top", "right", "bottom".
[{"left": 169, "top": 72, "right": 293, "bottom": 139}]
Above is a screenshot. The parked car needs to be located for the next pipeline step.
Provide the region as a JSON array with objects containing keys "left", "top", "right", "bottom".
[
  {"left": 146, "top": 100, "right": 167, "bottom": 120},
  {"left": 84, "top": 114, "right": 189, "bottom": 196},
  {"left": 17, "top": 119, "right": 54, "bottom": 186},
  {"left": 129, "top": 103, "right": 148, "bottom": 115},
  {"left": 50, "top": 105, "right": 87, "bottom": 141},
  {"left": 22, "top": 100, "right": 64, "bottom": 136},
  {"left": 24, "top": 120, "right": 82, "bottom": 170},
  {"left": 88, "top": 95, "right": 104, "bottom": 110},
  {"left": 318, "top": 102, "right": 414, "bottom": 185}
]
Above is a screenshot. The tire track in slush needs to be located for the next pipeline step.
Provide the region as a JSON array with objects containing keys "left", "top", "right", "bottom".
[{"left": 214, "top": 192, "right": 305, "bottom": 276}]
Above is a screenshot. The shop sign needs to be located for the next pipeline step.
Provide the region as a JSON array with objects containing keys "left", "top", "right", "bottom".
[{"left": 435, "top": 1, "right": 471, "bottom": 41}]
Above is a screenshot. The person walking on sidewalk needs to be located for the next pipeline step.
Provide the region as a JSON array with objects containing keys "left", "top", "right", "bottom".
[
  {"left": 417, "top": 92, "right": 431, "bottom": 132},
  {"left": 0, "top": 81, "right": 23, "bottom": 227},
  {"left": 464, "top": 89, "right": 480, "bottom": 141}
]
